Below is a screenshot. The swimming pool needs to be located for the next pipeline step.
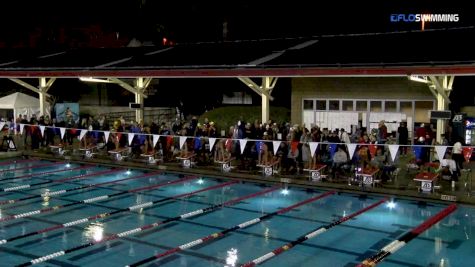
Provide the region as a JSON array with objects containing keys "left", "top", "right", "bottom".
[{"left": 0, "top": 158, "right": 473, "bottom": 267}]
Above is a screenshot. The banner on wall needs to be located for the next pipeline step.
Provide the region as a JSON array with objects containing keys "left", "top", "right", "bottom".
[{"left": 55, "top": 103, "right": 79, "bottom": 123}]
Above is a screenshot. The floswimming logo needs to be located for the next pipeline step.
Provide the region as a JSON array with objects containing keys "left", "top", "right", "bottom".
[{"left": 390, "top": 14, "right": 459, "bottom": 23}]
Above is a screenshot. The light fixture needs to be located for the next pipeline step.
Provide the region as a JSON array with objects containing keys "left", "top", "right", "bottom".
[
  {"left": 126, "top": 169, "right": 132, "bottom": 175},
  {"left": 66, "top": 163, "right": 71, "bottom": 168},
  {"left": 79, "top": 77, "right": 113, "bottom": 83},
  {"left": 408, "top": 75, "right": 429, "bottom": 84},
  {"left": 197, "top": 178, "right": 204, "bottom": 184}
]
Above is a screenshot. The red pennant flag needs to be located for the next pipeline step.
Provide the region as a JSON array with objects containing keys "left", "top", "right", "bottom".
[{"left": 463, "top": 147, "right": 473, "bottom": 162}]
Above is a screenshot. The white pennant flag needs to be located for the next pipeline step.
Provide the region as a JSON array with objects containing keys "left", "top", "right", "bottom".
[
  {"left": 208, "top": 137, "right": 216, "bottom": 151},
  {"left": 39, "top": 125, "right": 45, "bottom": 137},
  {"left": 179, "top": 136, "right": 187, "bottom": 149},
  {"left": 346, "top": 143, "right": 357, "bottom": 159},
  {"left": 153, "top": 135, "right": 160, "bottom": 148},
  {"left": 0, "top": 122, "right": 4, "bottom": 132},
  {"left": 388, "top": 145, "right": 400, "bottom": 162},
  {"left": 104, "top": 131, "right": 110, "bottom": 143},
  {"left": 239, "top": 139, "right": 248, "bottom": 154},
  {"left": 435, "top": 146, "right": 448, "bottom": 161},
  {"left": 20, "top": 123, "right": 25, "bottom": 134},
  {"left": 273, "top": 141, "right": 282, "bottom": 155},
  {"left": 79, "top": 130, "right": 87, "bottom": 140},
  {"left": 59, "top": 128, "right": 66, "bottom": 139},
  {"left": 309, "top": 142, "right": 319, "bottom": 157},
  {"left": 128, "top": 133, "right": 135, "bottom": 145}
]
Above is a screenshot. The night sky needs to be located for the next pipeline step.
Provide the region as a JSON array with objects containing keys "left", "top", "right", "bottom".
[
  {"left": 0, "top": 1, "right": 473, "bottom": 114},
  {"left": 1, "top": 1, "right": 472, "bottom": 44}
]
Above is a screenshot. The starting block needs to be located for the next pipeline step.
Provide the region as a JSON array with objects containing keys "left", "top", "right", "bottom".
[
  {"left": 258, "top": 161, "right": 279, "bottom": 177},
  {"left": 141, "top": 152, "right": 159, "bottom": 164},
  {"left": 176, "top": 153, "right": 196, "bottom": 168},
  {"left": 215, "top": 158, "right": 235, "bottom": 173},
  {"left": 80, "top": 145, "right": 98, "bottom": 159},
  {"left": 108, "top": 147, "right": 129, "bottom": 161},
  {"left": 303, "top": 164, "right": 327, "bottom": 182},
  {"left": 49, "top": 145, "right": 68, "bottom": 156}
]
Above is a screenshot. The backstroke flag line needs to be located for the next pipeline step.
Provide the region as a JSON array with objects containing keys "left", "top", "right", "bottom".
[
  {"left": 310, "top": 142, "right": 319, "bottom": 157},
  {"left": 273, "top": 141, "right": 281, "bottom": 155},
  {"left": 388, "top": 144, "right": 400, "bottom": 162},
  {"left": 346, "top": 143, "right": 357, "bottom": 160},
  {"left": 239, "top": 139, "right": 248, "bottom": 154},
  {"left": 435, "top": 146, "right": 447, "bottom": 162}
]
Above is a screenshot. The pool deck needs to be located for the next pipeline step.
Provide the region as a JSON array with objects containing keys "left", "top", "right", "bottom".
[{"left": 3, "top": 150, "right": 475, "bottom": 206}]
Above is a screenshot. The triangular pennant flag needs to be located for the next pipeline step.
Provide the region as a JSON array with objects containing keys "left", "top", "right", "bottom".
[
  {"left": 208, "top": 138, "right": 216, "bottom": 151},
  {"left": 0, "top": 122, "right": 5, "bottom": 131},
  {"left": 179, "top": 136, "right": 187, "bottom": 149},
  {"left": 153, "top": 135, "right": 160, "bottom": 148},
  {"left": 79, "top": 130, "right": 87, "bottom": 140},
  {"left": 19, "top": 123, "right": 25, "bottom": 134},
  {"left": 346, "top": 143, "right": 357, "bottom": 160},
  {"left": 59, "top": 127, "right": 66, "bottom": 139},
  {"left": 369, "top": 144, "right": 377, "bottom": 158},
  {"left": 309, "top": 142, "right": 319, "bottom": 157},
  {"left": 435, "top": 146, "right": 448, "bottom": 162},
  {"left": 239, "top": 139, "right": 248, "bottom": 154},
  {"left": 463, "top": 147, "right": 473, "bottom": 162},
  {"left": 39, "top": 125, "right": 45, "bottom": 137},
  {"left": 104, "top": 131, "right": 110, "bottom": 143},
  {"left": 388, "top": 144, "right": 400, "bottom": 162},
  {"left": 273, "top": 141, "right": 281, "bottom": 155},
  {"left": 128, "top": 133, "right": 135, "bottom": 145}
]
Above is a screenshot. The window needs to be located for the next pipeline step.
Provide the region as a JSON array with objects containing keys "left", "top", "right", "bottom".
[
  {"left": 356, "top": 101, "right": 367, "bottom": 111},
  {"left": 303, "top": 100, "right": 314, "bottom": 110},
  {"left": 316, "top": 100, "right": 327, "bottom": 110},
  {"left": 370, "top": 101, "right": 382, "bottom": 112},
  {"left": 342, "top": 101, "right": 354, "bottom": 111},
  {"left": 329, "top": 100, "right": 340, "bottom": 111},
  {"left": 385, "top": 101, "right": 397, "bottom": 112}
]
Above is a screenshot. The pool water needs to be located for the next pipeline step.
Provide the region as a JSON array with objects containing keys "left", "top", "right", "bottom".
[{"left": 0, "top": 159, "right": 474, "bottom": 267}]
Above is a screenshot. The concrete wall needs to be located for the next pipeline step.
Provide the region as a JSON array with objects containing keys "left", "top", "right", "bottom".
[{"left": 291, "top": 77, "right": 435, "bottom": 124}]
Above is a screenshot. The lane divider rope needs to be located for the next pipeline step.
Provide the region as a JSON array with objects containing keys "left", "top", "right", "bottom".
[
  {"left": 0, "top": 171, "right": 172, "bottom": 222},
  {"left": 0, "top": 165, "right": 93, "bottom": 185},
  {"left": 15, "top": 184, "right": 279, "bottom": 266},
  {"left": 1, "top": 178, "right": 235, "bottom": 245},
  {"left": 0, "top": 167, "right": 121, "bottom": 197},
  {"left": 240, "top": 197, "right": 389, "bottom": 267},
  {"left": 126, "top": 190, "right": 336, "bottom": 267},
  {"left": 0, "top": 158, "right": 37, "bottom": 167},
  {"left": 0, "top": 165, "right": 93, "bottom": 182},
  {"left": 357, "top": 204, "right": 457, "bottom": 267},
  {"left": 0, "top": 161, "right": 64, "bottom": 174}
]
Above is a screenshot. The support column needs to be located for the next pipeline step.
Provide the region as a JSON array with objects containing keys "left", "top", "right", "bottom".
[
  {"left": 238, "top": 77, "right": 277, "bottom": 124},
  {"left": 436, "top": 93, "right": 447, "bottom": 144},
  {"left": 39, "top": 78, "right": 47, "bottom": 116},
  {"left": 135, "top": 78, "right": 145, "bottom": 123},
  {"left": 428, "top": 75, "right": 453, "bottom": 144},
  {"left": 262, "top": 93, "right": 269, "bottom": 124}
]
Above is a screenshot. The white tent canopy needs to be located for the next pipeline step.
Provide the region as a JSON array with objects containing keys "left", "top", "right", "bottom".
[{"left": 0, "top": 92, "right": 50, "bottom": 120}]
